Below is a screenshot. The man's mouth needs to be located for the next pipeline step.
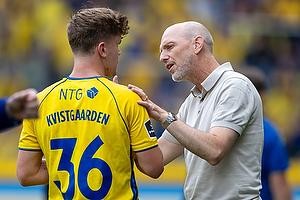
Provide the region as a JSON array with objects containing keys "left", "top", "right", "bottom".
[{"left": 166, "top": 63, "right": 174, "bottom": 71}]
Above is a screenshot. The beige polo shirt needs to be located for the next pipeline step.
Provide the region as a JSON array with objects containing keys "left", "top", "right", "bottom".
[{"left": 163, "top": 62, "right": 263, "bottom": 200}]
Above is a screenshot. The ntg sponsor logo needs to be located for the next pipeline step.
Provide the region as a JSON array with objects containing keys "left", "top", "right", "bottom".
[
  {"left": 87, "top": 87, "right": 98, "bottom": 99},
  {"left": 59, "top": 87, "right": 99, "bottom": 100}
]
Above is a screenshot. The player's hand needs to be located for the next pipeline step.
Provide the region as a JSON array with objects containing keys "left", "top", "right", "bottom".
[
  {"left": 6, "top": 88, "right": 39, "bottom": 120},
  {"left": 128, "top": 84, "right": 168, "bottom": 124}
]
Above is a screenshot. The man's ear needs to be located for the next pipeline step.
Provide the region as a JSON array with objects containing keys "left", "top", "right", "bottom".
[
  {"left": 194, "top": 36, "right": 204, "bottom": 54},
  {"left": 97, "top": 42, "right": 106, "bottom": 58}
]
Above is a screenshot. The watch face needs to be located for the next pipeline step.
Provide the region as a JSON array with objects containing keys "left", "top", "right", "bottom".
[{"left": 170, "top": 112, "right": 178, "bottom": 120}]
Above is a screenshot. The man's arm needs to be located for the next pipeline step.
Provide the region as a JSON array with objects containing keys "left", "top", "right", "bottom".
[
  {"left": 0, "top": 89, "right": 39, "bottom": 132},
  {"left": 0, "top": 98, "right": 20, "bottom": 131},
  {"left": 129, "top": 84, "right": 238, "bottom": 166},
  {"left": 167, "top": 120, "right": 238, "bottom": 165},
  {"left": 134, "top": 146, "right": 164, "bottom": 178},
  {"left": 269, "top": 172, "right": 292, "bottom": 200},
  {"left": 17, "top": 150, "right": 48, "bottom": 186},
  {"left": 5, "top": 88, "right": 39, "bottom": 120}
]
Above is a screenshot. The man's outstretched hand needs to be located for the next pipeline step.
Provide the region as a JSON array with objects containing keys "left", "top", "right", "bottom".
[
  {"left": 6, "top": 88, "right": 39, "bottom": 120},
  {"left": 128, "top": 84, "right": 168, "bottom": 124}
]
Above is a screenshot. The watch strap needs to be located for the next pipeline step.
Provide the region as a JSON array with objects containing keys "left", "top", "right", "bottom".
[{"left": 162, "top": 112, "right": 178, "bottom": 128}]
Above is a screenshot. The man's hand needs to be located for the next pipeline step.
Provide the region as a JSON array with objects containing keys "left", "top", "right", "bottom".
[
  {"left": 112, "top": 76, "right": 169, "bottom": 124},
  {"left": 128, "top": 84, "right": 168, "bottom": 124},
  {"left": 5, "top": 88, "right": 39, "bottom": 120}
]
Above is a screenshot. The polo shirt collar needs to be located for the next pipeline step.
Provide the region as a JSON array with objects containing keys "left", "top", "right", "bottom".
[{"left": 191, "top": 62, "right": 234, "bottom": 99}]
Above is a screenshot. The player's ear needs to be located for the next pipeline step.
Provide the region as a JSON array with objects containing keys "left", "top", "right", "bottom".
[
  {"left": 194, "top": 36, "right": 204, "bottom": 54},
  {"left": 97, "top": 42, "right": 106, "bottom": 58}
]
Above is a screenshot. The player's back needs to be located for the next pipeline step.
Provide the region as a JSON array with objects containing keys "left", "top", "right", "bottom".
[{"left": 31, "top": 76, "right": 146, "bottom": 199}]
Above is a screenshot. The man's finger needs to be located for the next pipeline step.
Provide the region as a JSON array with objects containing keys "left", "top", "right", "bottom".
[
  {"left": 113, "top": 75, "right": 119, "bottom": 84},
  {"left": 24, "top": 89, "right": 38, "bottom": 101}
]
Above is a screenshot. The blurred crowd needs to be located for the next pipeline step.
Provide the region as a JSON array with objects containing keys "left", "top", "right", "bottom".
[{"left": 0, "top": 0, "right": 300, "bottom": 169}]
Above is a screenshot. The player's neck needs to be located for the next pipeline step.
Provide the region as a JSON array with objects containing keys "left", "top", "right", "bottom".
[{"left": 70, "top": 57, "right": 105, "bottom": 78}]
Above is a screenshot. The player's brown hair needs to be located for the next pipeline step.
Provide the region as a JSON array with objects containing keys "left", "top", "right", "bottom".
[{"left": 67, "top": 7, "right": 129, "bottom": 55}]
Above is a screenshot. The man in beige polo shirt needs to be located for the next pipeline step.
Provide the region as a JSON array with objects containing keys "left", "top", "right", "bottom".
[{"left": 129, "top": 21, "right": 263, "bottom": 199}]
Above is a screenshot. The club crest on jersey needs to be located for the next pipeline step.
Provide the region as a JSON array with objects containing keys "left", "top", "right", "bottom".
[
  {"left": 87, "top": 87, "right": 98, "bottom": 99},
  {"left": 144, "top": 119, "right": 156, "bottom": 139}
]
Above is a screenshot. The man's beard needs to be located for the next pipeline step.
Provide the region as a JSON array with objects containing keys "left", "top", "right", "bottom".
[{"left": 172, "top": 55, "right": 193, "bottom": 82}]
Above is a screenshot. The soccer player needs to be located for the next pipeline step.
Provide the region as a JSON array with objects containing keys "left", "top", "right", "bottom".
[
  {"left": 0, "top": 88, "right": 39, "bottom": 132},
  {"left": 16, "top": 7, "right": 163, "bottom": 200}
]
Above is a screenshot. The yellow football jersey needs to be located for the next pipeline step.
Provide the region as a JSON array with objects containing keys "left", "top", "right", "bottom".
[{"left": 19, "top": 76, "right": 158, "bottom": 200}]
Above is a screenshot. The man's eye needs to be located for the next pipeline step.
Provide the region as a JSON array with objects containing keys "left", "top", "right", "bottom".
[{"left": 167, "top": 45, "right": 173, "bottom": 49}]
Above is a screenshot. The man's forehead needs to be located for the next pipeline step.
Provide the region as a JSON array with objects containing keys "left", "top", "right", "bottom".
[
  {"left": 163, "top": 25, "right": 179, "bottom": 37},
  {"left": 159, "top": 35, "right": 173, "bottom": 50},
  {"left": 159, "top": 24, "right": 186, "bottom": 49},
  {"left": 161, "top": 29, "right": 184, "bottom": 44},
  {"left": 160, "top": 33, "right": 172, "bottom": 44}
]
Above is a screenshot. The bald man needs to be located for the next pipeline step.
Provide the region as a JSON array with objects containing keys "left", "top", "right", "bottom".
[{"left": 130, "top": 21, "right": 264, "bottom": 199}]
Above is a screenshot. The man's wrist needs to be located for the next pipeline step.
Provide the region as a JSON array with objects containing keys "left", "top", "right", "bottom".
[
  {"left": 162, "top": 112, "right": 178, "bottom": 128},
  {"left": 5, "top": 99, "right": 15, "bottom": 119}
]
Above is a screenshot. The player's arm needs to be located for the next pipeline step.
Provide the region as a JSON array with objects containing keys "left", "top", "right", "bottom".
[
  {"left": 17, "top": 150, "right": 48, "bottom": 186},
  {"left": 134, "top": 146, "right": 164, "bottom": 179},
  {"left": 158, "top": 137, "right": 184, "bottom": 165}
]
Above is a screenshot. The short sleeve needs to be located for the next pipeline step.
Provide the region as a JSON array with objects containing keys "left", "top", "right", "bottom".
[
  {"left": 125, "top": 91, "right": 159, "bottom": 152},
  {"left": 211, "top": 79, "right": 257, "bottom": 135},
  {"left": 19, "top": 118, "right": 41, "bottom": 151}
]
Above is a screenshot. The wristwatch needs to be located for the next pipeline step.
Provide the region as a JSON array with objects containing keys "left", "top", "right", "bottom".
[{"left": 162, "top": 112, "right": 178, "bottom": 128}]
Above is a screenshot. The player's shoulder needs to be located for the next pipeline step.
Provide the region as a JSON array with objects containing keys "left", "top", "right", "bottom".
[
  {"left": 112, "top": 83, "right": 140, "bottom": 99},
  {"left": 101, "top": 80, "right": 141, "bottom": 101},
  {"left": 37, "top": 78, "right": 67, "bottom": 100}
]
